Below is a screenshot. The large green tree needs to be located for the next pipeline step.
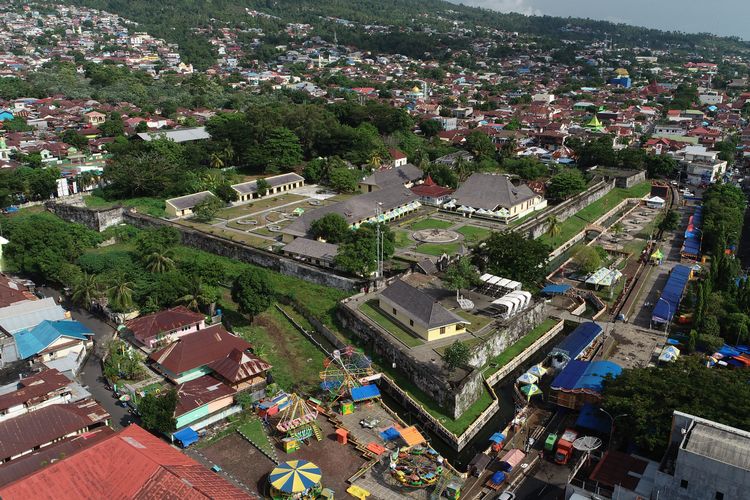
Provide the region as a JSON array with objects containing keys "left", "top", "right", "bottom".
[
  {"left": 138, "top": 389, "right": 178, "bottom": 434},
  {"left": 471, "top": 231, "right": 550, "bottom": 285},
  {"left": 547, "top": 169, "right": 587, "bottom": 200},
  {"left": 231, "top": 268, "right": 274, "bottom": 319},
  {"left": 310, "top": 213, "right": 350, "bottom": 243},
  {"left": 603, "top": 357, "right": 750, "bottom": 456}
]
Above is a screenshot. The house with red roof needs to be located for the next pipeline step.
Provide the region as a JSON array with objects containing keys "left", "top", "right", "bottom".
[
  {"left": 0, "top": 424, "right": 251, "bottom": 499},
  {"left": 0, "top": 369, "right": 74, "bottom": 423},
  {"left": 125, "top": 306, "right": 205, "bottom": 349},
  {"left": 410, "top": 175, "right": 454, "bottom": 206}
]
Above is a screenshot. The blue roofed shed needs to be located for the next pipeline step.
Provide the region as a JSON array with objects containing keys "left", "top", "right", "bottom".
[
  {"left": 549, "top": 322, "right": 603, "bottom": 362},
  {"left": 540, "top": 284, "right": 571, "bottom": 296},
  {"left": 13, "top": 320, "right": 93, "bottom": 360},
  {"left": 549, "top": 360, "right": 622, "bottom": 409},
  {"left": 350, "top": 384, "right": 381, "bottom": 402}
]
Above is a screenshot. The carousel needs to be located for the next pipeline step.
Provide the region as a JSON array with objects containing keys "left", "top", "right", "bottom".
[
  {"left": 269, "top": 460, "right": 323, "bottom": 499},
  {"left": 389, "top": 446, "right": 445, "bottom": 488}
]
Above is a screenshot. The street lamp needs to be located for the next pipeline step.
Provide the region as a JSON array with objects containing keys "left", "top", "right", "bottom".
[
  {"left": 599, "top": 408, "right": 629, "bottom": 452},
  {"left": 657, "top": 296, "right": 672, "bottom": 335}
]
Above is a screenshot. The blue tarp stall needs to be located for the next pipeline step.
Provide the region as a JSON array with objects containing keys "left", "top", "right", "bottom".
[
  {"left": 576, "top": 403, "right": 611, "bottom": 434},
  {"left": 681, "top": 207, "right": 703, "bottom": 259},
  {"left": 651, "top": 265, "right": 692, "bottom": 324},
  {"left": 173, "top": 427, "right": 199, "bottom": 448},
  {"left": 549, "top": 322, "right": 603, "bottom": 362},
  {"left": 489, "top": 432, "right": 506, "bottom": 443},
  {"left": 541, "top": 284, "right": 571, "bottom": 296},
  {"left": 574, "top": 361, "right": 622, "bottom": 392},
  {"left": 350, "top": 384, "right": 381, "bottom": 402},
  {"left": 551, "top": 360, "right": 588, "bottom": 390},
  {"left": 490, "top": 472, "right": 506, "bottom": 484},
  {"left": 380, "top": 427, "right": 400, "bottom": 441}
]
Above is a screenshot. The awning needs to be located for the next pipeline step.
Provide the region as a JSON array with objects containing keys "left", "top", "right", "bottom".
[
  {"left": 489, "top": 432, "right": 506, "bottom": 443},
  {"left": 541, "top": 284, "right": 571, "bottom": 295},
  {"left": 350, "top": 384, "right": 381, "bottom": 402},
  {"left": 173, "top": 427, "right": 199, "bottom": 447}
]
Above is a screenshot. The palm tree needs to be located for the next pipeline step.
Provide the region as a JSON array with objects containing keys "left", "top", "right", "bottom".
[
  {"left": 108, "top": 278, "right": 135, "bottom": 312},
  {"left": 222, "top": 144, "right": 235, "bottom": 166},
  {"left": 145, "top": 250, "right": 175, "bottom": 273},
  {"left": 177, "top": 280, "right": 207, "bottom": 312},
  {"left": 455, "top": 156, "right": 473, "bottom": 182},
  {"left": 369, "top": 152, "right": 383, "bottom": 169},
  {"left": 546, "top": 215, "right": 561, "bottom": 239},
  {"left": 611, "top": 222, "right": 624, "bottom": 236},
  {"left": 70, "top": 273, "right": 102, "bottom": 307},
  {"left": 209, "top": 152, "right": 225, "bottom": 169}
]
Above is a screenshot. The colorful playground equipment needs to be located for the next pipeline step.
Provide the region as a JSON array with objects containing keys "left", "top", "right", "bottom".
[
  {"left": 319, "top": 346, "right": 381, "bottom": 404},
  {"left": 389, "top": 446, "right": 445, "bottom": 488},
  {"left": 274, "top": 393, "right": 322, "bottom": 453},
  {"left": 269, "top": 460, "right": 323, "bottom": 499}
]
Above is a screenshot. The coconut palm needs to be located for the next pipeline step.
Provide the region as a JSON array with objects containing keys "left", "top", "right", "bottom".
[
  {"left": 70, "top": 273, "right": 102, "bottom": 307},
  {"left": 108, "top": 278, "right": 135, "bottom": 312},
  {"left": 369, "top": 152, "right": 383, "bottom": 169},
  {"left": 611, "top": 222, "right": 625, "bottom": 236},
  {"left": 209, "top": 152, "right": 225, "bottom": 169},
  {"left": 222, "top": 145, "right": 235, "bottom": 166},
  {"left": 546, "top": 215, "right": 561, "bottom": 239},
  {"left": 145, "top": 250, "right": 175, "bottom": 274}
]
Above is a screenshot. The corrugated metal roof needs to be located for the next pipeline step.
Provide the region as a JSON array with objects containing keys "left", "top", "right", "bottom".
[
  {"left": 136, "top": 126, "right": 211, "bottom": 143},
  {"left": 13, "top": 320, "right": 92, "bottom": 360},
  {"left": 685, "top": 422, "right": 750, "bottom": 470},
  {"left": 381, "top": 279, "right": 467, "bottom": 330},
  {"left": 0, "top": 297, "right": 66, "bottom": 334}
]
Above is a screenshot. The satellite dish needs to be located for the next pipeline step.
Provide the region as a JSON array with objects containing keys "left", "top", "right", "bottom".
[{"left": 573, "top": 436, "right": 602, "bottom": 452}]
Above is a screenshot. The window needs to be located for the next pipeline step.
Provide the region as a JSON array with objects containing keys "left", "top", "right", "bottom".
[
  {"left": 715, "top": 492, "right": 724, "bottom": 500},
  {"left": 440, "top": 327, "right": 446, "bottom": 335},
  {"left": 680, "top": 480, "right": 688, "bottom": 489},
  {"left": 409, "top": 319, "right": 414, "bottom": 327},
  {"left": 392, "top": 308, "right": 397, "bottom": 315}
]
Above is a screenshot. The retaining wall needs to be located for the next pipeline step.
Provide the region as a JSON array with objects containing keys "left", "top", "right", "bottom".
[{"left": 46, "top": 199, "right": 125, "bottom": 232}]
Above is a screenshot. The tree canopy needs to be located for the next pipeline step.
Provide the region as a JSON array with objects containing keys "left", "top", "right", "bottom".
[
  {"left": 471, "top": 231, "right": 550, "bottom": 285},
  {"left": 232, "top": 268, "right": 274, "bottom": 318}
]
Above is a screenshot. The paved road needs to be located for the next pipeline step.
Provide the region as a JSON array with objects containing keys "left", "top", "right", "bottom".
[{"left": 39, "top": 286, "right": 134, "bottom": 429}]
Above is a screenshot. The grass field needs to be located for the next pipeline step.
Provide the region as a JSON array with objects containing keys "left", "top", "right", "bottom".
[
  {"left": 482, "top": 318, "right": 559, "bottom": 377},
  {"left": 394, "top": 229, "right": 413, "bottom": 249},
  {"left": 84, "top": 195, "right": 166, "bottom": 217},
  {"left": 455, "top": 309, "right": 494, "bottom": 333},
  {"left": 538, "top": 182, "right": 651, "bottom": 248},
  {"left": 233, "top": 307, "right": 327, "bottom": 393},
  {"left": 216, "top": 194, "right": 306, "bottom": 219},
  {"left": 238, "top": 417, "right": 276, "bottom": 457},
  {"left": 416, "top": 242, "right": 461, "bottom": 256},
  {"left": 457, "top": 225, "right": 492, "bottom": 243},
  {"left": 409, "top": 218, "right": 454, "bottom": 231},
  {"left": 359, "top": 300, "right": 424, "bottom": 348}
]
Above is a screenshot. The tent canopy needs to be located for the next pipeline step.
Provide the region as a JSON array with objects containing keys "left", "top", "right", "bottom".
[
  {"left": 651, "top": 265, "right": 691, "bottom": 323},
  {"left": 269, "top": 460, "right": 322, "bottom": 494},
  {"left": 173, "top": 427, "right": 199, "bottom": 447},
  {"left": 550, "top": 322, "right": 603, "bottom": 360},
  {"left": 350, "top": 384, "right": 381, "bottom": 402},
  {"left": 541, "top": 284, "right": 571, "bottom": 295}
]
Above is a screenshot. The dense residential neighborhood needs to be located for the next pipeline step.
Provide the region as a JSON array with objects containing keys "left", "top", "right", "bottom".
[{"left": 0, "top": 0, "right": 749, "bottom": 499}]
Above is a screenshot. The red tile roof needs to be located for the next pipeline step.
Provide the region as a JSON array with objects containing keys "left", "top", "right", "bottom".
[
  {"left": 175, "top": 375, "right": 236, "bottom": 417},
  {"left": 0, "top": 368, "right": 71, "bottom": 412},
  {"left": 0, "top": 424, "right": 251, "bottom": 499},
  {"left": 208, "top": 348, "right": 271, "bottom": 384},
  {"left": 149, "top": 324, "right": 252, "bottom": 376},
  {"left": 0, "top": 427, "right": 115, "bottom": 487},
  {"left": 0, "top": 275, "right": 33, "bottom": 308},
  {"left": 126, "top": 306, "right": 204, "bottom": 345},
  {"left": 0, "top": 399, "right": 109, "bottom": 461}
]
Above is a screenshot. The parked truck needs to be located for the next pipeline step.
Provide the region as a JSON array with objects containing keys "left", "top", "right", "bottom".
[{"left": 554, "top": 429, "right": 578, "bottom": 464}]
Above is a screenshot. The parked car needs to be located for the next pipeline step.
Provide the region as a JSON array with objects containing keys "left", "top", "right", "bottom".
[
  {"left": 497, "top": 491, "right": 516, "bottom": 500},
  {"left": 359, "top": 418, "right": 380, "bottom": 429}
]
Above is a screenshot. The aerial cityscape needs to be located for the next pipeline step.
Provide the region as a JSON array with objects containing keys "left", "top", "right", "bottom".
[{"left": 0, "top": 1, "right": 748, "bottom": 499}]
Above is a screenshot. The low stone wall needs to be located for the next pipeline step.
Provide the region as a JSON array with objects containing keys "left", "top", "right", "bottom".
[
  {"left": 467, "top": 301, "right": 548, "bottom": 368},
  {"left": 122, "top": 212, "right": 363, "bottom": 292},
  {"left": 46, "top": 199, "right": 124, "bottom": 232},
  {"left": 515, "top": 179, "right": 616, "bottom": 240}
]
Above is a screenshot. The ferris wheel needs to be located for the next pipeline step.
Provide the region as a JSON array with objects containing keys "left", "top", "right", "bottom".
[{"left": 319, "top": 346, "right": 378, "bottom": 402}]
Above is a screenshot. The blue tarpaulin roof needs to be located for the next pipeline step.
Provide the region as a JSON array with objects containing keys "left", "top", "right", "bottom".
[
  {"left": 173, "top": 427, "right": 199, "bottom": 447},
  {"left": 380, "top": 427, "right": 400, "bottom": 441},
  {"left": 551, "top": 360, "right": 621, "bottom": 394},
  {"left": 681, "top": 207, "right": 703, "bottom": 257},
  {"left": 652, "top": 265, "right": 691, "bottom": 324},
  {"left": 541, "top": 284, "right": 571, "bottom": 295},
  {"left": 489, "top": 432, "right": 506, "bottom": 443},
  {"left": 551, "top": 360, "right": 588, "bottom": 390},
  {"left": 350, "top": 384, "right": 381, "bottom": 402},
  {"left": 576, "top": 404, "right": 611, "bottom": 434},
  {"left": 13, "top": 320, "right": 92, "bottom": 359},
  {"left": 491, "top": 472, "right": 506, "bottom": 484},
  {"left": 549, "top": 322, "right": 603, "bottom": 360}
]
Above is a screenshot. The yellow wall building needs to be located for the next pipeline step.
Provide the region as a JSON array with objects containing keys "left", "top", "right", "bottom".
[{"left": 378, "top": 279, "right": 469, "bottom": 342}]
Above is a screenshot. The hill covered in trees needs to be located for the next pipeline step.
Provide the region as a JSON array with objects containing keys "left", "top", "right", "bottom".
[{"left": 64, "top": 0, "right": 750, "bottom": 69}]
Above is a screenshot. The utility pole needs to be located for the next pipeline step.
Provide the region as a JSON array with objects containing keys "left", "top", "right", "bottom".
[{"left": 376, "top": 202, "right": 384, "bottom": 280}]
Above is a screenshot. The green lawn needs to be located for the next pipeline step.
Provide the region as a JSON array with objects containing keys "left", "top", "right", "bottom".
[
  {"left": 409, "top": 218, "right": 454, "bottom": 231},
  {"left": 482, "top": 318, "right": 559, "bottom": 377},
  {"left": 238, "top": 417, "right": 276, "bottom": 457},
  {"left": 457, "top": 225, "right": 492, "bottom": 243},
  {"left": 233, "top": 307, "right": 327, "bottom": 393},
  {"left": 216, "top": 194, "right": 307, "bottom": 219},
  {"left": 359, "top": 300, "right": 424, "bottom": 348},
  {"left": 416, "top": 242, "right": 461, "bottom": 256},
  {"left": 394, "top": 229, "right": 413, "bottom": 249},
  {"left": 434, "top": 336, "right": 484, "bottom": 356},
  {"left": 84, "top": 195, "right": 166, "bottom": 217},
  {"left": 455, "top": 309, "right": 494, "bottom": 333},
  {"left": 538, "top": 182, "right": 651, "bottom": 249}
]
